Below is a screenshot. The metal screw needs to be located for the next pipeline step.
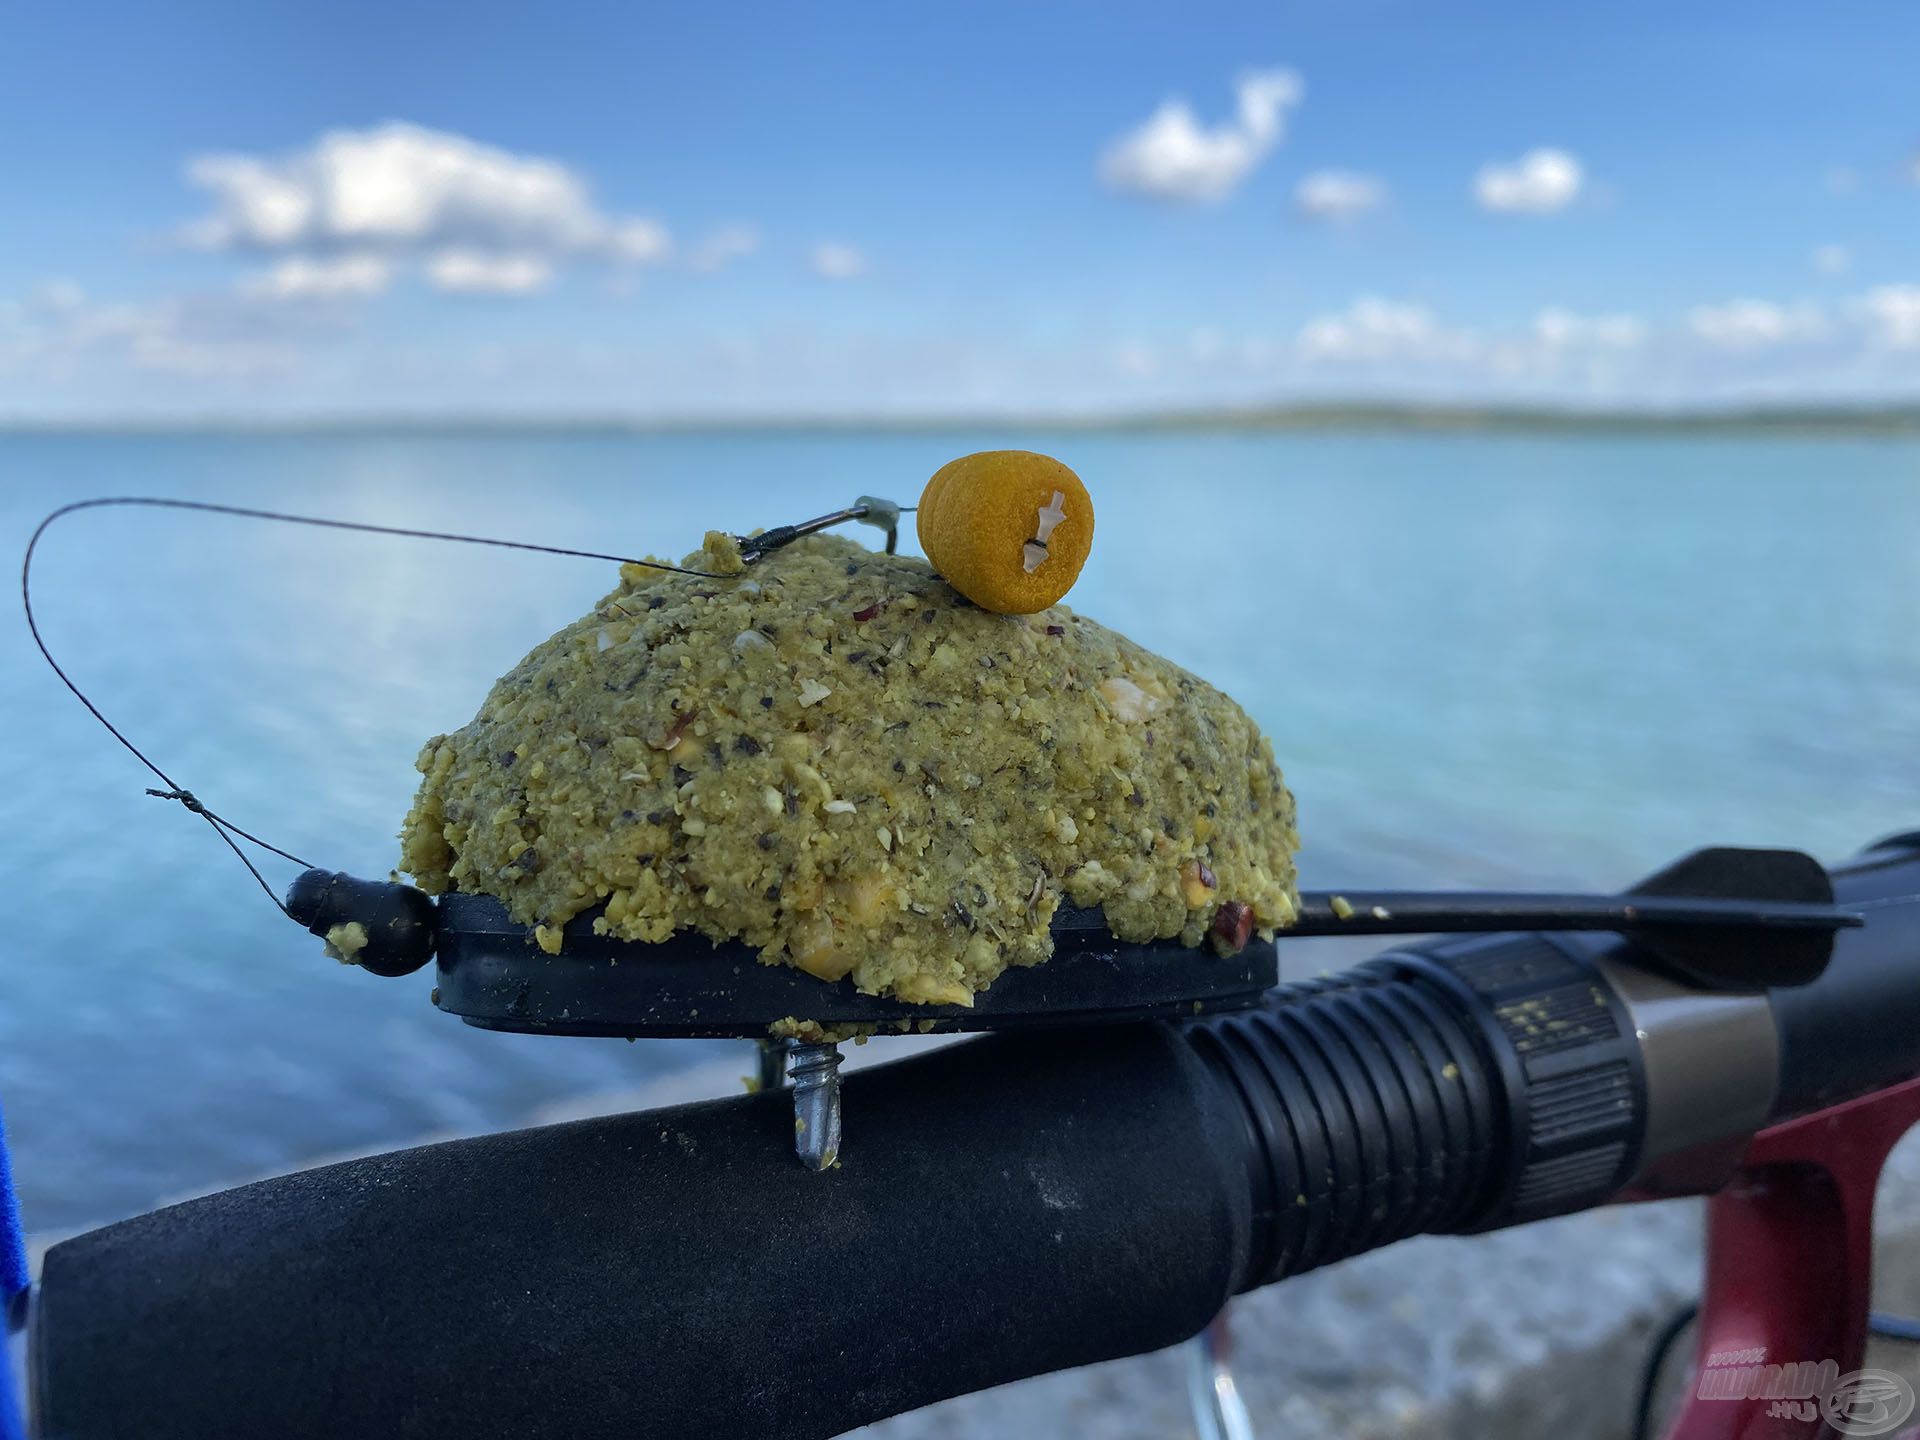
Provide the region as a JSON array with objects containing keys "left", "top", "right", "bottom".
[{"left": 786, "top": 1041, "right": 844, "bottom": 1171}]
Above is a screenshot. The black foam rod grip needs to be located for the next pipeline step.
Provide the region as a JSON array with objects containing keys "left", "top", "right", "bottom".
[{"left": 33, "top": 1026, "right": 1250, "bottom": 1440}]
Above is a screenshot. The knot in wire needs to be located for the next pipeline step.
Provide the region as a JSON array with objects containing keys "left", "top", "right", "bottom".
[{"left": 147, "top": 787, "right": 207, "bottom": 816}]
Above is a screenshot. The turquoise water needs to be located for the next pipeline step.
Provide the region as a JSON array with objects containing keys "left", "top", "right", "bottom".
[{"left": 3, "top": 429, "right": 1918, "bottom": 1233}]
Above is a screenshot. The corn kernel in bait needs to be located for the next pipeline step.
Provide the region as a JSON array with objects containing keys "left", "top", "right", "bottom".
[{"left": 916, "top": 450, "right": 1093, "bottom": 614}]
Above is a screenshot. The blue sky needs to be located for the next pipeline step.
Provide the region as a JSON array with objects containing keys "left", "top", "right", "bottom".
[{"left": 3, "top": 0, "right": 1918, "bottom": 417}]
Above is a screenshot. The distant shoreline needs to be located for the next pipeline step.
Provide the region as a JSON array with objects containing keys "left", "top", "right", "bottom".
[{"left": 6, "top": 402, "right": 1920, "bottom": 438}]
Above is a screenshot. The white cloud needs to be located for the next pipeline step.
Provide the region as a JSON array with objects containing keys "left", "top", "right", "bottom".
[
  {"left": 241, "top": 253, "right": 393, "bottom": 300},
  {"left": 1857, "top": 286, "right": 1920, "bottom": 348},
  {"left": 182, "top": 122, "right": 672, "bottom": 268},
  {"left": 1813, "top": 244, "right": 1852, "bottom": 276},
  {"left": 1533, "top": 308, "right": 1645, "bottom": 349},
  {"left": 186, "top": 157, "right": 313, "bottom": 248},
  {"left": 1476, "top": 308, "right": 1646, "bottom": 384},
  {"left": 809, "top": 242, "right": 867, "bottom": 280},
  {"left": 31, "top": 279, "right": 86, "bottom": 312},
  {"left": 1296, "top": 297, "right": 1472, "bottom": 363},
  {"left": 688, "top": 223, "right": 761, "bottom": 274},
  {"left": 1111, "top": 340, "right": 1157, "bottom": 377},
  {"left": 1474, "top": 148, "right": 1584, "bottom": 214},
  {"left": 1100, "top": 69, "right": 1303, "bottom": 204},
  {"left": 425, "top": 250, "right": 554, "bottom": 295},
  {"left": 0, "top": 282, "right": 304, "bottom": 381},
  {"left": 1687, "top": 299, "right": 1826, "bottom": 350},
  {"left": 606, "top": 219, "right": 672, "bottom": 265},
  {"left": 1295, "top": 170, "right": 1386, "bottom": 223},
  {"left": 1826, "top": 167, "right": 1860, "bottom": 197}
]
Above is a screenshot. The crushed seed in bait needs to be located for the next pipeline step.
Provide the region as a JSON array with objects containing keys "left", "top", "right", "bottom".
[{"left": 322, "top": 921, "right": 369, "bottom": 965}]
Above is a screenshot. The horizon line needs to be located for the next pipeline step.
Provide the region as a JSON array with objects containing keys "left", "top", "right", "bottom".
[{"left": 6, "top": 398, "right": 1920, "bottom": 437}]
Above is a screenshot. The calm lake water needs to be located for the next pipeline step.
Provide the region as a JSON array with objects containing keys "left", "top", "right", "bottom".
[{"left": 3, "top": 428, "right": 1918, "bottom": 1233}]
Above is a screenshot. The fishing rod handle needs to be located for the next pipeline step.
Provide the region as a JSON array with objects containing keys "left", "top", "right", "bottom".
[
  {"left": 18, "top": 951, "right": 1710, "bottom": 1439},
  {"left": 33, "top": 972, "right": 1526, "bottom": 1440},
  {"left": 1766, "top": 833, "right": 1920, "bottom": 1119}
]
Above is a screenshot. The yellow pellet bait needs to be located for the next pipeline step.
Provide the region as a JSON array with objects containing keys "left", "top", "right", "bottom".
[{"left": 916, "top": 450, "right": 1094, "bottom": 614}]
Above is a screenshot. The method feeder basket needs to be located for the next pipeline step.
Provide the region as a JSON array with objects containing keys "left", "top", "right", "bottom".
[{"left": 287, "top": 844, "right": 1861, "bottom": 1170}]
